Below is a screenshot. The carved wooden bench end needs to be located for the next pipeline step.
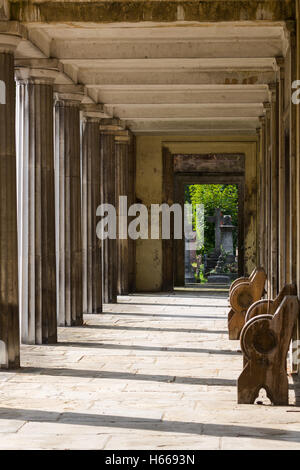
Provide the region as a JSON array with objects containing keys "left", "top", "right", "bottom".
[
  {"left": 238, "top": 295, "right": 299, "bottom": 406},
  {"left": 228, "top": 267, "right": 267, "bottom": 340}
]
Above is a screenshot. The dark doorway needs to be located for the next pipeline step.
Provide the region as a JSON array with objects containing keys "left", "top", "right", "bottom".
[
  {"left": 162, "top": 150, "right": 245, "bottom": 290},
  {"left": 174, "top": 174, "right": 244, "bottom": 287},
  {"left": 183, "top": 183, "right": 239, "bottom": 287}
]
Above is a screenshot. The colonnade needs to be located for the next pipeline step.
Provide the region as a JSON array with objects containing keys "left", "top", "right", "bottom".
[{"left": 0, "top": 34, "right": 135, "bottom": 369}]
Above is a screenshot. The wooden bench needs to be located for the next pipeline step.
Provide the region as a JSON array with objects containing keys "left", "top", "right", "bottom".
[
  {"left": 228, "top": 267, "right": 267, "bottom": 340},
  {"left": 238, "top": 295, "right": 299, "bottom": 405},
  {"left": 245, "top": 284, "right": 297, "bottom": 322}
]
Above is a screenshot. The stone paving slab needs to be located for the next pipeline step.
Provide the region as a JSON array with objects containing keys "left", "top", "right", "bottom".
[{"left": 0, "top": 291, "right": 299, "bottom": 449}]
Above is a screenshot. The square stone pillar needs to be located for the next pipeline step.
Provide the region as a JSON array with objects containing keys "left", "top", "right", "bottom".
[
  {"left": 15, "top": 60, "right": 58, "bottom": 344},
  {"left": 54, "top": 85, "right": 84, "bottom": 326},
  {"left": 81, "top": 104, "right": 105, "bottom": 314},
  {"left": 0, "top": 31, "right": 21, "bottom": 368}
]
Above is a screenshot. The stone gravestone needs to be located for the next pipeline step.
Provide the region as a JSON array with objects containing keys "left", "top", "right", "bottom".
[
  {"left": 220, "top": 215, "right": 235, "bottom": 263},
  {"left": 185, "top": 233, "right": 197, "bottom": 284},
  {"left": 205, "top": 208, "right": 223, "bottom": 274},
  {"left": 207, "top": 213, "right": 237, "bottom": 284},
  {"left": 207, "top": 208, "right": 222, "bottom": 254}
]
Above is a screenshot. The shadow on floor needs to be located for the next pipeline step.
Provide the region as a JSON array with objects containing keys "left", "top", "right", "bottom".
[
  {"left": 101, "top": 312, "right": 226, "bottom": 320},
  {"left": 14, "top": 366, "right": 237, "bottom": 386},
  {"left": 82, "top": 324, "right": 228, "bottom": 335},
  {"left": 47, "top": 342, "right": 240, "bottom": 356},
  {"left": 124, "top": 291, "right": 228, "bottom": 299},
  {"left": 0, "top": 407, "right": 299, "bottom": 442},
  {"left": 116, "top": 302, "right": 227, "bottom": 308},
  {"left": 291, "top": 375, "right": 300, "bottom": 407}
]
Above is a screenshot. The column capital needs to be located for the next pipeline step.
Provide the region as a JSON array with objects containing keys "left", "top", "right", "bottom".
[
  {"left": 0, "top": 32, "right": 21, "bottom": 53},
  {"left": 275, "top": 56, "right": 285, "bottom": 80},
  {"left": 15, "top": 58, "right": 60, "bottom": 85},
  {"left": 269, "top": 83, "right": 277, "bottom": 102},
  {"left": 263, "top": 101, "right": 271, "bottom": 118},
  {"left": 99, "top": 118, "right": 125, "bottom": 134},
  {"left": 54, "top": 84, "right": 85, "bottom": 106},
  {"left": 275, "top": 56, "right": 285, "bottom": 69},
  {"left": 285, "top": 20, "right": 296, "bottom": 34},
  {"left": 259, "top": 115, "right": 266, "bottom": 125},
  {"left": 81, "top": 103, "right": 107, "bottom": 121},
  {"left": 115, "top": 130, "right": 132, "bottom": 144}
]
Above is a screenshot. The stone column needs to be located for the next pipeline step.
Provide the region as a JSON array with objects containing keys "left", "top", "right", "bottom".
[
  {"left": 99, "top": 120, "right": 124, "bottom": 303},
  {"left": 54, "top": 85, "right": 84, "bottom": 326},
  {"left": 264, "top": 102, "right": 272, "bottom": 297},
  {"left": 258, "top": 116, "right": 266, "bottom": 270},
  {"left": 81, "top": 105, "right": 104, "bottom": 313},
  {"left": 270, "top": 83, "right": 279, "bottom": 298},
  {"left": 287, "top": 21, "right": 299, "bottom": 373},
  {"left": 289, "top": 24, "right": 297, "bottom": 285},
  {"left": 127, "top": 135, "right": 136, "bottom": 293},
  {"left": 0, "top": 31, "right": 21, "bottom": 369},
  {"left": 276, "top": 58, "right": 286, "bottom": 290},
  {"left": 115, "top": 131, "right": 130, "bottom": 295},
  {"left": 15, "top": 61, "right": 58, "bottom": 344}
]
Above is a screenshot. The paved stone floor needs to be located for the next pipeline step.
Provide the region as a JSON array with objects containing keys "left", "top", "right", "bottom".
[{"left": 0, "top": 291, "right": 300, "bottom": 450}]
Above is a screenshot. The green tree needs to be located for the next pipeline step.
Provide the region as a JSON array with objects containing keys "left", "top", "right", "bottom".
[{"left": 187, "top": 184, "right": 238, "bottom": 254}]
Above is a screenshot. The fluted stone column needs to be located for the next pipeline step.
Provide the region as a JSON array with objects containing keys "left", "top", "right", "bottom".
[
  {"left": 81, "top": 108, "right": 103, "bottom": 313},
  {"left": 55, "top": 86, "right": 83, "bottom": 326},
  {"left": 115, "top": 132, "right": 130, "bottom": 295},
  {"left": 16, "top": 62, "right": 58, "bottom": 344},
  {"left": 270, "top": 83, "right": 279, "bottom": 298},
  {"left": 0, "top": 32, "right": 21, "bottom": 368},
  {"left": 258, "top": 115, "right": 266, "bottom": 271},
  {"left": 264, "top": 102, "right": 272, "bottom": 297},
  {"left": 100, "top": 120, "right": 123, "bottom": 303},
  {"left": 276, "top": 58, "right": 286, "bottom": 291}
]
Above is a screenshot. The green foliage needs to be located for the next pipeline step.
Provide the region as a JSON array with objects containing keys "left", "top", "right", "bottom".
[{"left": 186, "top": 184, "right": 238, "bottom": 254}]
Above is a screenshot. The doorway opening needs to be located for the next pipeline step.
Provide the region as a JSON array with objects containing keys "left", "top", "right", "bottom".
[{"left": 184, "top": 183, "right": 239, "bottom": 287}]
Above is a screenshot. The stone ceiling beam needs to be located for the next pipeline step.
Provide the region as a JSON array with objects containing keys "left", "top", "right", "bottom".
[
  {"left": 88, "top": 84, "right": 271, "bottom": 105},
  {"left": 65, "top": 67, "right": 277, "bottom": 87},
  {"left": 23, "top": 22, "right": 289, "bottom": 60},
  {"left": 125, "top": 116, "right": 260, "bottom": 134},
  {"left": 105, "top": 103, "right": 264, "bottom": 119}
]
